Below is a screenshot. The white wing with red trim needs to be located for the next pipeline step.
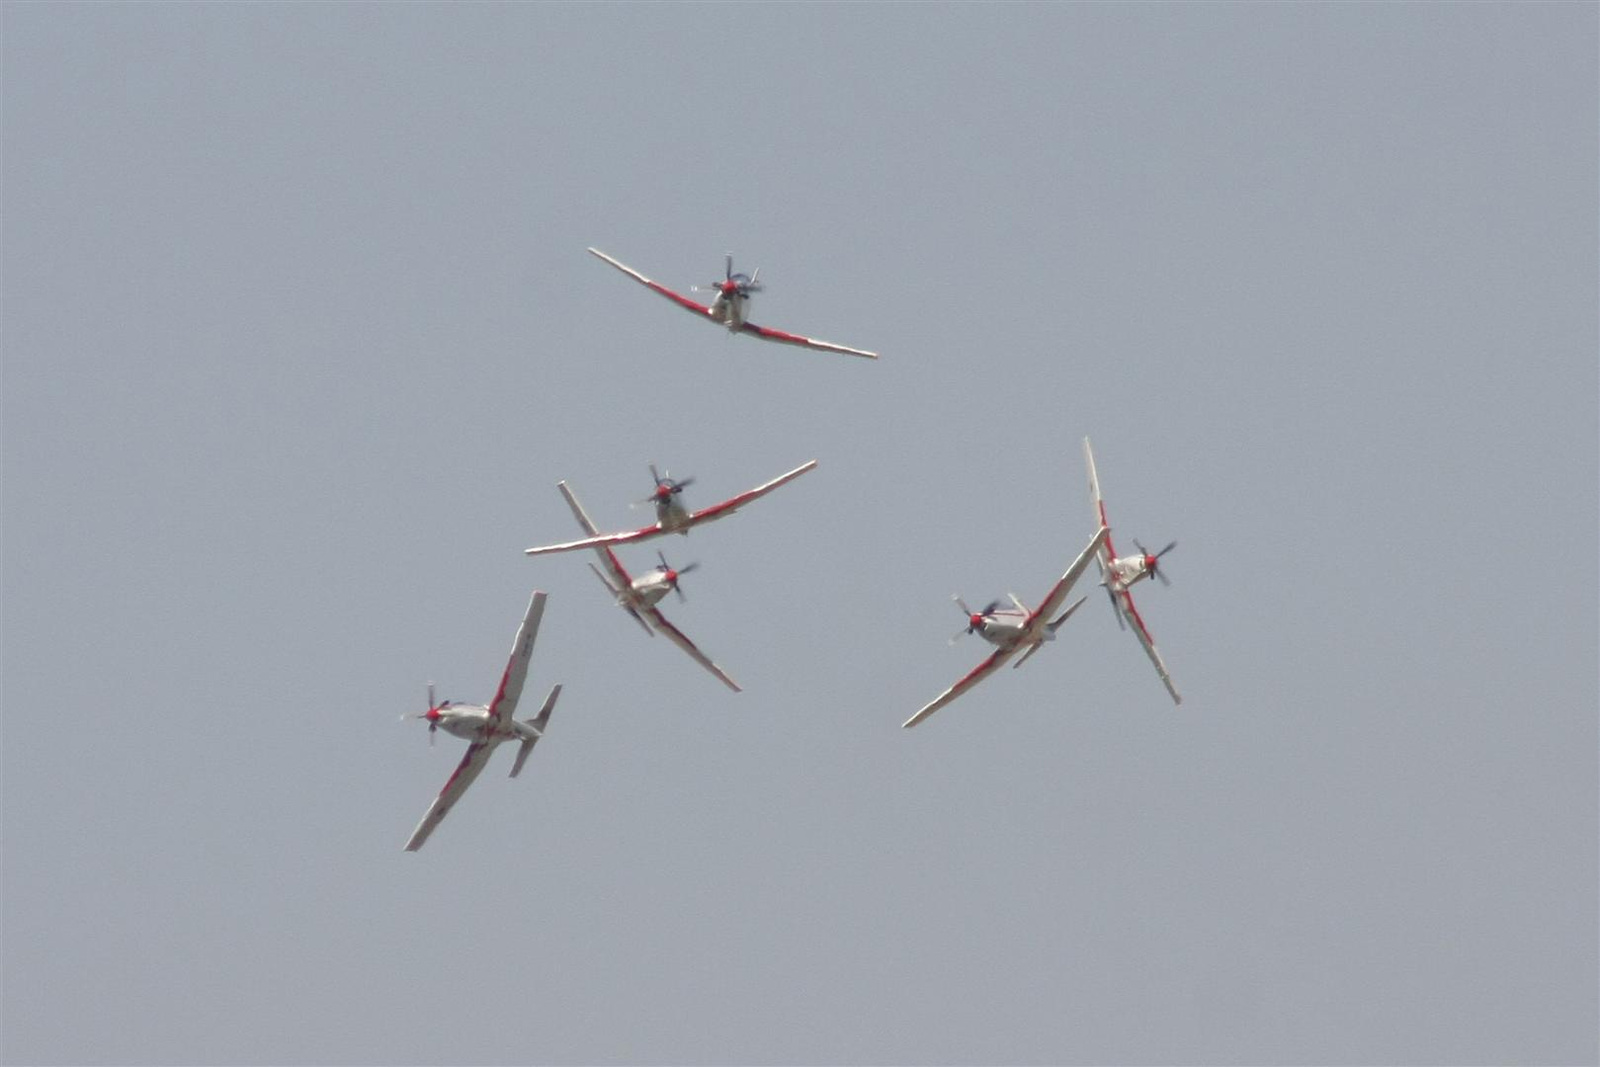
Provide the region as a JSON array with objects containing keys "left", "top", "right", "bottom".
[
  {"left": 903, "top": 645, "right": 1020, "bottom": 729},
  {"left": 485, "top": 591, "right": 546, "bottom": 727},
  {"left": 1083, "top": 436, "right": 1118, "bottom": 571},
  {"left": 525, "top": 461, "right": 818, "bottom": 556},
  {"left": 404, "top": 741, "right": 494, "bottom": 852},
  {"left": 526, "top": 521, "right": 662, "bottom": 557},
  {"left": 588, "top": 247, "right": 718, "bottom": 319},
  {"left": 1113, "top": 588, "right": 1182, "bottom": 705},
  {"left": 556, "top": 481, "right": 634, "bottom": 587},
  {"left": 1025, "top": 526, "right": 1109, "bottom": 632},
  {"left": 679, "top": 459, "right": 817, "bottom": 525},
  {"left": 641, "top": 606, "right": 742, "bottom": 692},
  {"left": 737, "top": 320, "right": 878, "bottom": 360}
]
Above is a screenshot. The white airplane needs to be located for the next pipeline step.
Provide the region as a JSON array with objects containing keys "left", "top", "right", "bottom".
[
  {"left": 587, "top": 248, "right": 879, "bottom": 360},
  {"left": 524, "top": 459, "right": 817, "bottom": 557},
  {"left": 402, "top": 590, "right": 562, "bottom": 852},
  {"left": 1083, "top": 436, "right": 1182, "bottom": 705},
  {"left": 554, "top": 480, "right": 741, "bottom": 692},
  {"left": 903, "top": 525, "right": 1109, "bottom": 729}
]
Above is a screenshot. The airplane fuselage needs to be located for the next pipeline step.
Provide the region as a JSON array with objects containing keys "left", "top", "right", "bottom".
[
  {"left": 709, "top": 290, "right": 748, "bottom": 330},
  {"left": 1104, "top": 554, "right": 1154, "bottom": 593},
  {"left": 653, "top": 498, "right": 693, "bottom": 532},
  {"left": 973, "top": 611, "right": 1031, "bottom": 649},
  {"left": 625, "top": 571, "right": 675, "bottom": 609},
  {"left": 425, "top": 705, "right": 542, "bottom": 743}
]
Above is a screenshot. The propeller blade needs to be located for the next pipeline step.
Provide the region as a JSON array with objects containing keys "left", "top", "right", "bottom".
[
  {"left": 980, "top": 599, "right": 1002, "bottom": 617},
  {"left": 952, "top": 594, "right": 973, "bottom": 617},
  {"left": 676, "top": 561, "right": 699, "bottom": 575},
  {"left": 1156, "top": 541, "right": 1177, "bottom": 559},
  {"left": 1156, "top": 568, "right": 1172, "bottom": 588},
  {"left": 649, "top": 463, "right": 663, "bottom": 486},
  {"left": 671, "top": 476, "right": 694, "bottom": 492}
]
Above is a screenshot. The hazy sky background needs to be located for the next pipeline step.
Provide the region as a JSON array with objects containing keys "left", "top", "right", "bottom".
[{"left": 4, "top": 4, "right": 1595, "bottom": 1065}]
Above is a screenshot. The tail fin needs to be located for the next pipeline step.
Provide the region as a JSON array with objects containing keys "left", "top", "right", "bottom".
[
  {"left": 510, "top": 683, "right": 561, "bottom": 778},
  {"left": 1013, "top": 596, "right": 1090, "bottom": 670},
  {"left": 1047, "top": 595, "right": 1088, "bottom": 634}
]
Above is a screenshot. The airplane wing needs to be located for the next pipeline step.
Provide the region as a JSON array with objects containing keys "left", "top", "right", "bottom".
[
  {"left": 525, "top": 460, "right": 819, "bottom": 557},
  {"left": 403, "top": 740, "right": 494, "bottom": 852},
  {"left": 588, "top": 247, "right": 717, "bottom": 319},
  {"left": 526, "top": 522, "right": 662, "bottom": 557},
  {"left": 737, "top": 320, "right": 878, "bottom": 360},
  {"left": 640, "top": 605, "right": 742, "bottom": 692},
  {"left": 1083, "top": 436, "right": 1119, "bottom": 569},
  {"left": 485, "top": 590, "right": 546, "bottom": 728},
  {"left": 1113, "top": 588, "right": 1183, "bottom": 706},
  {"left": 556, "top": 481, "right": 634, "bottom": 587},
  {"left": 683, "top": 459, "right": 818, "bottom": 525},
  {"left": 1025, "top": 525, "right": 1110, "bottom": 632},
  {"left": 903, "top": 645, "right": 1020, "bottom": 729}
]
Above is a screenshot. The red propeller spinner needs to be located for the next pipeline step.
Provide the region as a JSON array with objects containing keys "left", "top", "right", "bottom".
[{"left": 1134, "top": 539, "right": 1177, "bottom": 586}]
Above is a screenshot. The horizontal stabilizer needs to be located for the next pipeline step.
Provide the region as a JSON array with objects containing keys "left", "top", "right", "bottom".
[{"left": 509, "top": 684, "right": 560, "bottom": 779}]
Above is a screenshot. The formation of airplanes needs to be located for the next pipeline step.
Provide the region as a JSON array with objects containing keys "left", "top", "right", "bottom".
[{"left": 399, "top": 250, "right": 1184, "bottom": 849}]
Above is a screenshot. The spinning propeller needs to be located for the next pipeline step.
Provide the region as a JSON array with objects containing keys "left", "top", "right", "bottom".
[
  {"left": 640, "top": 463, "right": 695, "bottom": 507},
  {"left": 1134, "top": 539, "right": 1177, "bottom": 587},
  {"left": 656, "top": 550, "right": 699, "bottom": 602},
  {"left": 694, "top": 252, "right": 762, "bottom": 300},
  {"left": 403, "top": 682, "right": 452, "bottom": 745},
  {"left": 950, "top": 596, "right": 1003, "bottom": 643}
]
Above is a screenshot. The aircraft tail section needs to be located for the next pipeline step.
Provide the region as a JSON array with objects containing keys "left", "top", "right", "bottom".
[
  {"left": 510, "top": 684, "right": 561, "bottom": 778},
  {"left": 1047, "top": 596, "right": 1088, "bottom": 634}
]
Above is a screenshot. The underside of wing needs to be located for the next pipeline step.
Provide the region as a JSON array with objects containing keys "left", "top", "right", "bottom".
[
  {"left": 642, "top": 607, "right": 741, "bottom": 692},
  {"left": 404, "top": 741, "right": 494, "bottom": 852},
  {"left": 588, "top": 247, "right": 715, "bottom": 319},
  {"left": 1083, "top": 436, "right": 1118, "bottom": 563},
  {"left": 1116, "top": 589, "right": 1182, "bottom": 705},
  {"left": 686, "top": 459, "right": 818, "bottom": 526},
  {"left": 485, "top": 591, "right": 546, "bottom": 727},
  {"left": 1027, "top": 525, "right": 1110, "bottom": 630},
  {"left": 902, "top": 646, "right": 1018, "bottom": 729},
  {"left": 738, "top": 321, "right": 878, "bottom": 359},
  {"left": 525, "top": 522, "right": 662, "bottom": 556},
  {"left": 557, "top": 481, "right": 636, "bottom": 591}
]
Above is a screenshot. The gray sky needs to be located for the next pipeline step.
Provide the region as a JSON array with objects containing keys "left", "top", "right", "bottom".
[{"left": 4, "top": 4, "right": 1595, "bottom": 1065}]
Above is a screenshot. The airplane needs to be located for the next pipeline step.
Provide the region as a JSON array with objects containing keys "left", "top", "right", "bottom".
[
  {"left": 552, "top": 479, "right": 742, "bottom": 692},
  {"left": 524, "top": 459, "right": 817, "bottom": 557},
  {"left": 1083, "top": 436, "right": 1182, "bottom": 705},
  {"left": 402, "top": 590, "right": 562, "bottom": 851},
  {"left": 903, "top": 525, "right": 1109, "bottom": 729},
  {"left": 587, "top": 247, "right": 879, "bottom": 360}
]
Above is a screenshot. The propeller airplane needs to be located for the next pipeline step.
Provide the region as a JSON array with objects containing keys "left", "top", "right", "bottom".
[
  {"left": 402, "top": 590, "right": 562, "bottom": 851},
  {"left": 1083, "top": 436, "right": 1182, "bottom": 705},
  {"left": 551, "top": 480, "right": 742, "bottom": 692},
  {"left": 903, "top": 525, "right": 1109, "bottom": 729},
  {"left": 587, "top": 247, "right": 879, "bottom": 360},
  {"left": 524, "top": 459, "right": 817, "bottom": 557}
]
